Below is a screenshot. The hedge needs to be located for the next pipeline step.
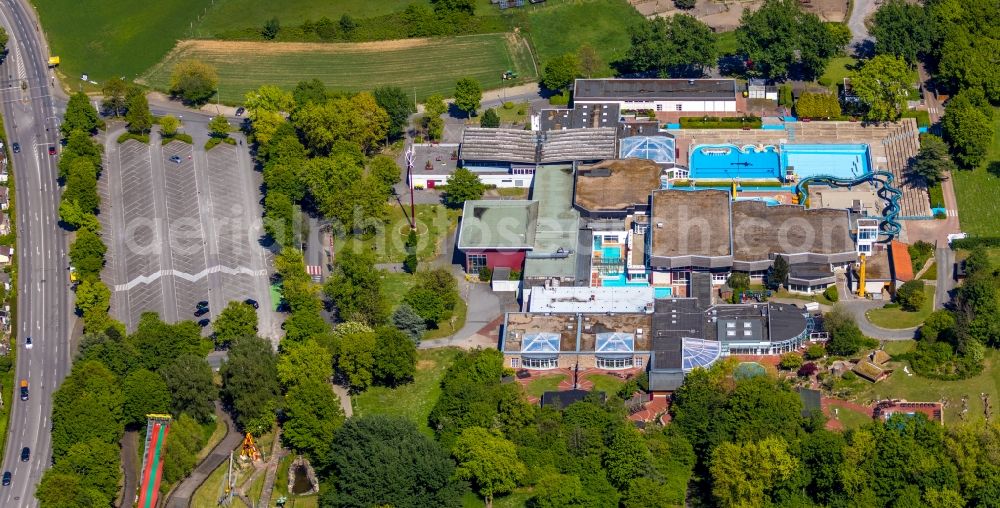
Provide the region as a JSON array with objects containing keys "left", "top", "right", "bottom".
[
  {"left": 951, "top": 237, "right": 1000, "bottom": 249},
  {"left": 679, "top": 116, "right": 763, "bottom": 129},
  {"left": 901, "top": 109, "right": 931, "bottom": 128}
]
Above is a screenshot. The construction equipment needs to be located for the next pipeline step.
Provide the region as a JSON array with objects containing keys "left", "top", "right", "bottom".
[
  {"left": 857, "top": 253, "right": 867, "bottom": 297},
  {"left": 240, "top": 432, "right": 261, "bottom": 462}
]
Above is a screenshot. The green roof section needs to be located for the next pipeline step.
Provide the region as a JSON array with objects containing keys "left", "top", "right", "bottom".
[
  {"left": 524, "top": 165, "right": 580, "bottom": 279},
  {"left": 457, "top": 200, "right": 539, "bottom": 250}
]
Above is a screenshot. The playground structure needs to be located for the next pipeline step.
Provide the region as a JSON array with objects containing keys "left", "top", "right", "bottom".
[
  {"left": 240, "top": 432, "right": 262, "bottom": 462},
  {"left": 793, "top": 170, "right": 902, "bottom": 242},
  {"left": 137, "top": 414, "right": 172, "bottom": 508}
]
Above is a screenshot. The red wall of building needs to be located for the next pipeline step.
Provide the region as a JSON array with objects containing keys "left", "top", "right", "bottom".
[{"left": 464, "top": 249, "right": 526, "bottom": 272}]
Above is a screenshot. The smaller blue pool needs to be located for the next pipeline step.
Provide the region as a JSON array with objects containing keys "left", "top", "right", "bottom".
[
  {"left": 654, "top": 287, "right": 673, "bottom": 299},
  {"left": 781, "top": 144, "right": 870, "bottom": 180},
  {"left": 601, "top": 246, "right": 622, "bottom": 259},
  {"left": 689, "top": 144, "right": 781, "bottom": 180}
]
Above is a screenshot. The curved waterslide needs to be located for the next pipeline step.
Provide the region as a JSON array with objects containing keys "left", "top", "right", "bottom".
[{"left": 793, "top": 171, "right": 902, "bottom": 242}]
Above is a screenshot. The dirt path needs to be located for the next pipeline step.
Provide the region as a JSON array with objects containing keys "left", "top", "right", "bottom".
[
  {"left": 119, "top": 431, "right": 139, "bottom": 508},
  {"left": 332, "top": 384, "right": 353, "bottom": 417}
]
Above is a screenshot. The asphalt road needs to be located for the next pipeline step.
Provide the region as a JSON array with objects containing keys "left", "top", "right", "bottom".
[{"left": 0, "top": 0, "right": 70, "bottom": 505}]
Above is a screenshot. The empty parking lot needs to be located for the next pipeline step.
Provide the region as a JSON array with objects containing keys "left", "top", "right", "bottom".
[{"left": 99, "top": 128, "right": 276, "bottom": 338}]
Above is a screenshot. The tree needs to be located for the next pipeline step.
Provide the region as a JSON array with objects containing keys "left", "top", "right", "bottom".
[
  {"left": 369, "top": 155, "right": 401, "bottom": 195},
  {"left": 779, "top": 353, "right": 804, "bottom": 370},
  {"left": 896, "top": 280, "right": 926, "bottom": 311},
  {"left": 912, "top": 134, "right": 955, "bottom": 186},
  {"left": 710, "top": 437, "right": 798, "bottom": 507},
  {"left": 321, "top": 415, "right": 468, "bottom": 507},
  {"left": 541, "top": 53, "right": 580, "bottom": 92},
  {"left": 220, "top": 335, "right": 281, "bottom": 433},
  {"left": 122, "top": 369, "right": 171, "bottom": 426},
  {"left": 737, "top": 0, "right": 843, "bottom": 80},
  {"left": 63, "top": 157, "right": 100, "bottom": 214},
  {"left": 277, "top": 339, "right": 333, "bottom": 388},
  {"left": 75, "top": 278, "right": 111, "bottom": 318},
  {"left": 282, "top": 379, "right": 344, "bottom": 465},
  {"left": 603, "top": 426, "right": 652, "bottom": 489},
  {"left": 61, "top": 92, "right": 100, "bottom": 136},
  {"left": 870, "top": 0, "right": 931, "bottom": 65},
  {"left": 529, "top": 474, "right": 588, "bottom": 508},
  {"left": 169, "top": 59, "right": 219, "bottom": 105},
  {"left": 453, "top": 427, "right": 525, "bottom": 508},
  {"left": 208, "top": 114, "right": 231, "bottom": 138},
  {"left": 373, "top": 85, "right": 416, "bottom": 139},
  {"left": 337, "top": 326, "right": 377, "bottom": 392},
  {"left": 479, "top": 108, "right": 500, "bottom": 128},
  {"left": 101, "top": 78, "right": 129, "bottom": 117},
  {"left": 851, "top": 55, "right": 912, "bottom": 122},
  {"left": 454, "top": 77, "right": 482, "bottom": 117},
  {"left": 726, "top": 272, "right": 750, "bottom": 291},
  {"left": 35, "top": 471, "right": 111, "bottom": 507},
  {"left": 213, "top": 301, "right": 258, "bottom": 346},
  {"left": 51, "top": 361, "right": 124, "bottom": 459},
  {"left": 769, "top": 255, "right": 789, "bottom": 290},
  {"left": 577, "top": 44, "right": 603, "bottom": 78},
  {"left": 403, "top": 229, "right": 419, "bottom": 274},
  {"left": 824, "top": 305, "right": 875, "bottom": 356},
  {"left": 160, "top": 413, "right": 207, "bottom": 487},
  {"left": 624, "top": 14, "right": 717, "bottom": 78},
  {"left": 159, "top": 354, "right": 217, "bottom": 423},
  {"left": 293, "top": 92, "right": 390, "bottom": 154},
  {"left": 159, "top": 114, "right": 180, "bottom": 137},
  {"left": 424, "top": 94, "right": 448, "bottom": 118},
  {"left": 942, "top": 89, "right": 994, "bottom": 169},
  {"left": 127, "top": 312, "right": 202, "bottom": 371},
  {"left": 125, "top": 86, "right": 152, "bottom": 135},
  {"left": 374, "top": 326, "right": 417, "bottom": 386},
  {"left": 324, "top": 248, "right": 388, "bottom": 326},
  {"left": 623, "top": 478, "right": 672, "bottom": 508},
  {"left": 0, "top": 26, "right": 7, "bottom": 53},
  {"left": 262, "top": 16, "right": 280, "bottom": 39},
  {"left": 392, "top": 304, "right": 426, "bottom": 343},
  {"left": 50, "top": 438, "right": 122, "bottom": 501},
  {"left": 443, "top": 167, "right": 485, "bottom": 208},
  {"left": 794, "top": 91, "right": 842, "bottom": 119},
  {"left": 920, "top": 310, "right": 956, "bottom": 342},
  {"left": 69, "top": 228, "right": 107, "bottom": 279}
]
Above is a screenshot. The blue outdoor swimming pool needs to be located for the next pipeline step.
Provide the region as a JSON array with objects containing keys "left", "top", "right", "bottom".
[
  {"left": 781, "top": 144, "right": 870, "bottom": 180},
  {"left": 689, "top": 144, "right": 781, "bottom": 180}
]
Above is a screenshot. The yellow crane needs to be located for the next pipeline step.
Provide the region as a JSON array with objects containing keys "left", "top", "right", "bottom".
[{"left": 857, "top": 253, "right": 867, "bottom": 297}]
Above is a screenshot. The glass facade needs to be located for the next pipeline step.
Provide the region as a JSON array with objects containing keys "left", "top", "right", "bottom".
[
  {"left": 467, "top": 254, "right": 487, "bottom": 272},
  {"left": 596, "top": 356, "right": 633, "bottom": 369},
  {"left": 523, "top": 356, "right": 558, "bottom": 369}
]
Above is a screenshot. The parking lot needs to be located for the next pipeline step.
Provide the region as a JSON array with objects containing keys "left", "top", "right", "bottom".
[{"left": 99, "top": 127, "right": 277, "bottom": 339}]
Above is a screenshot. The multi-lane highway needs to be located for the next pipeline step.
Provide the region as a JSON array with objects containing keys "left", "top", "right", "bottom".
[{"left": 0, "top": 0, "right": 70, "bottom": 505}]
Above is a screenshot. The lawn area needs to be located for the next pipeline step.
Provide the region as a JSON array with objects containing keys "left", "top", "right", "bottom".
[
  {"left": 526, "top": 374, "right": 567, "bottom": 398},
  {"left": 919, "top": 262, "right": 938, "bottom": 280},
  {"left": 423, "top": 297, "right": 468, "bottom": 340},
  {"left": 334, "top": 203, "right": 459, "bottom": 264},
  {"left": 191, "top": 453, "right": 255, "bottom": 508},
  {"left": 864, "top": 285, "right": 935, "bottom": 329},
  {"left": 952, "top": 107, "right": 1000, "bottom": 236},
  {"left": 831, "top": 405, "right": 874, "bottom": 430},
  {"left": 819, "top": 56, "right": 856, "bottom": 90},
  {"left": 519, "top": 0, "right": 644, "bottom": 77},
  {"left": 352, "top": 348, "right": 460, "bottom": 435},
  {"left": 34, "top": 0, "right": 204, "bottom": 82},
  {"left": 193, "top": 0, "right": 424, "bottom": 37},
  {"left": 774, "top": 288, "right": 836, "bottom": 306},
  {"left": 585, "top": 373, "right": 626, "bottom": 396},
  {"left": 142, "top": 33, "right": 537, "bottom": 104},
  {"left": 715, "top": 30, "right": 739, "bottom": 55},
  {"left": 380, "top": 271, "right": 417, "bottom": 311},
  {"left": 852, "top": 347, "right": 1000, "bottom": 425},
  {"left": 196, "top": 417, "right": 226, "bottom": 462}
]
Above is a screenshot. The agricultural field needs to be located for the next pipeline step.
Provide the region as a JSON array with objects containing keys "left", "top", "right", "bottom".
[
  {"left": 33, "top": 0, "right": 204, "bottom": 81},
  {"left": 141, "top": 33, "right": 537, "bottom": 104},
  {"left": 952, "top": 107, "right": 1000, "bottom": 236}
]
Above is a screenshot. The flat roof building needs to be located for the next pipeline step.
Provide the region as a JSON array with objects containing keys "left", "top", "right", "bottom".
[
  {"left": 456, "top": 200, "right": 538, "bottom": 273},
  {"left": 574, "top": 159, "right": 663, "bottom": 218},
  {"left": 539, "top": 103, "right": 621, "bottom": 131},
  {"left": 731, "top": 201, "right": 855, "bottom": 271},
  {"left": 648, "top": 190, "right": 733, "bottom": 270},
  {"left": 574, "top": 79, "right": 738, "bottom": 102}
]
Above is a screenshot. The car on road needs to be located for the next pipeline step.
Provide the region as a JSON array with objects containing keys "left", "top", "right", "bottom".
[
  {"left": 169, "top": 155, "right": 182, "bottom": 164},
  {"left": 194, "top": 307, "right": 209, "bottom": 317},
  {"left": 244, "top": 298, "right": 259, "bottom": 309},
  {"left": 25, "top": 336, "right": 31, "bottom": 349},
  {"left": 20, "top": 448, "right": 29, "bottom": 462},
  {"left": 198, "top": 318, "right": 211, "bottom": 327},
  {"left": 19, "top": 380, "right": 28, "bottom": 401},
  {"left": 11, "top": 143, "right": 19, "bottom": 153},
  {"left": 48, "top": 146, "right": 56, "bottom": 155},
  {"left": 235, "top": 107, "right": 245, "bottom": 117},
  {"left": 2, "top": 471, "right": 10, "bottom": 486}
]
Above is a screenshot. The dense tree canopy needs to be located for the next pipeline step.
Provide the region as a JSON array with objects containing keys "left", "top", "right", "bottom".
[
  {"left": 159, "top": 354, "right": 217, "bottom": 423},
  {"left": 869, "top": 0, "right": 931, "bottom": 65},
  {"left": 121, "top": 368, "right": 172, "bottom": 426},
  {"left": 221, "top": 335, "right": 281, "bottom": 433},
  {"left": 737, "top": 0, "right": 846, "bottom": 80},
  {"left": 373, "top": 85, "right": 415, "bottom": 139},
  {"left": 912, "top": 134, "right": 956, "bottom": 186},
  {"left": 453, "top": 427, "right": 525, "bottom": 507},
  {"left": 293, "top": 92, "right": 390, "bottom": 154},
  {"left": 541, "top": 53, "right": 581, "bottom": 92},
  {"left": 942, "top": 88, "right": 994, "bottom": 169},
  {"left": 213, "top": 301, "right": 259, "bottom": 347},
  {"left": 623, "top": 14, "right": 716, "bottom": 78},
  {"left": 61, "top": 92, "right": 101, "bottom": 136},
  {"left": 282, "top": 379, "right": 344, "bottom": 467},
  {"left": 324, "top": 247, "right": 388, "bottom": 326},
  {"left": 169, "top": 59, "right": 219, "bottom": 105},
  {"left": 852, "top": 55, "right": 912, "bottom": 122},
  {"left": 443, "top": 167, "right": 485, "bottom": 208}
]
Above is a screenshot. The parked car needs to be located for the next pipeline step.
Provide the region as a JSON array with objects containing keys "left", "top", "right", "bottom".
[
  {"left": 196, "top": 300, "right": 209, "bottom": 309},
  {"left": 169, "top": 155, "right": 182, "bottom": 164},
  {"left": 198, "top": 318, "right": 211, "bottom": 327},
  {"left": 194, "top": 307, "right": 209, "bottom": 317},
  {"left": 244, "top": 298, "right": 259, "bottom": 309},
  {"left": 11, "top": 143, "right": 19, "bottom": 153},
  {"left": 235, "top": 107, "right": 245, "bottom": 117}
]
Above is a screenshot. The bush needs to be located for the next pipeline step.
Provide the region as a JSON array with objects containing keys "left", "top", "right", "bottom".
[
  {"left": 951, "top": 237, "right": 1000, "bottom": 249},
  {"left": 797, "top": 362, "right": 818, "bottom": 377},
  {"left": 679, "top": 116, "right": 763, "bottom": 129},
  {"left": 778, "top": 85, "right": 793, "bottom": 107},
  {"left": 779, "top": 353, "right": 804, "bottom": 370},
  {"left": 502, "top": 101, "right": 515, "bottom": 110},
  {"left": 117, "top": 132, "right": 149, "bottom": 144},
  {"left": 478, "top": 266, "right": 492, "bottom": 282},
  {"left": 508, "top": 270, "right": 521, "bottom": 281},
  {"left": 804, "top": 344, "right": 825, "bottom": 360},
  {"left": 161, "top": 133, "right": 194, "bottom": 145},
  {"left": 908, "top": 240, "right": 934, "bottom": 271},
  {"left": 549, "top": 91, "right": 570, "bottom": 106},
  {"left": 823, "top": 285, "right": 839, "bottom": 302},
  {"left": 895, "top": 280, "right": 926, "bottom": 312},
  {"left": 841, "top": 370, "right": 857, "bottom": 381},
  {"left": 794, "top": 91, "right": 842, "bottom": 119}
]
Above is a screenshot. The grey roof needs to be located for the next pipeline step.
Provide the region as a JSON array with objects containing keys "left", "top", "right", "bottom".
[
  {"left": 523, "top": 166, "right": 582, "bottom": 280},
  {"left": 539, "top": 103, "right": 621, "bottom": 131},
  {"left": 411, "top": 143, "right": 459, "bottom": 175},
  {"left": 574, "top": 78, "right": 738, "bottom": 102},
  {"left": 457, "top": 200, "right": 539, "bottom": 250},
  {"left": 460, "top": 128, "right": 538, "bottom": 164},
  {"left": 540, "top": 128, "right": 617, "bottom": 163}
]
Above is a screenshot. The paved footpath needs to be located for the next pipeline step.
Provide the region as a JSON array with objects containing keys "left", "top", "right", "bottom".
[{"left": 164, "top": 403, "right": 242, "bottom": 508}]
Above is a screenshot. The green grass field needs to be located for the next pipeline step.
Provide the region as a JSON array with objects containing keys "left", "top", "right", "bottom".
[
  {"left": 142, "top": 33, "right": 536, "bottom": 104},
  {"left": 715, "top": 30, "right": 739, "bottom": 55},
  {"left": 526, "top": 374, "right": 567, "bottom": 398},
  {"left": 865, "top": 285, "right": 935, "bottom": 329},
  {"left": 919, "top": 262, "right": 938, "bottom": 280},
  {"left": 820, "top": 56, "right": 856, "bottom": 90},
  {"left": 34, "top": 0, "right": 205, "bottom": 81},
  {"left": 952, "top": 108, "right": 1000, "bottom": 236},
  {"left": 852, "top": 346, "right": 1000, "bottom": 425},
  {"left": 519, "top": 0, "right": 643, "bottom": 76},
  {"left": 352, "top": 348, "right": 460, "bottom": 435},
  {"left": 335, "top": 204, "right": 458, "bottom": 264},
  {"left": 585, "top": 373, "right": 625, "bottom": 396}
]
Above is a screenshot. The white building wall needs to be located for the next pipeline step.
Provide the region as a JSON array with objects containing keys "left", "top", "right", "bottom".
[
  {"left": 578, "top": 99, "right": 737, "bottom": 113},
  {"left": 410, "top": 173, "right": 534, "bottom": 189}
]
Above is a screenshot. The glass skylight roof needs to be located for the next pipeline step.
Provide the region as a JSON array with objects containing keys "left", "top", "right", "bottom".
[
  {"left": 619, "top": 136, "right": 676, "bottom": 164},
  {"left": 682, "top": 338, "right": 722, "bottom": 371},
  {"left": 595, "top": 332, "right": 635, "bottom": 353},
  {"left": 521, "top": 333, "right": 561, "bottom": 353}
]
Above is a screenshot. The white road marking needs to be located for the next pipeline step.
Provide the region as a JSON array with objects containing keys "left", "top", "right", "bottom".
[{"left": 115, "top": 265, "right": 268, "bottom": 291}]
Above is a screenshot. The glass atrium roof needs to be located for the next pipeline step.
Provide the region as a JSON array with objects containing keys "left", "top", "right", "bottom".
[
  {"left": 596, "top": 332, "right": 635, "bottom": 353},
  {"left": 521, "top": 333, "right": 561, "bottom": 353},
  {"left": 682, "top": 338, "right": 722, "bottom": 371}
]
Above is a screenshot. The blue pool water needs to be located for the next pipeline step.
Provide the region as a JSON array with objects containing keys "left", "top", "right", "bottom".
[
  {"left": 654, "top": 287, "right": 673, "bottom": 298},
  {"left": 735, "top": 197, "right": 781, "bottom": 206},
  {"left": 781, "top": 144, "right": 870, "bottom": 180},
  {"left": 688, "top": 144, "right": 781, "bottom": 180},
  {"left": 601, "top": 273, "right": 649, "bottom": 287},
  {"left": 601, "top": 246, "right": 621, "bottom": 259}
]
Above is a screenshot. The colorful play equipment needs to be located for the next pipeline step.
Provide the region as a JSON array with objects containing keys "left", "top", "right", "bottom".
[
  {"left": 792, "top": 170, "right": 902, "bottom": 242},
  {"left": 137, "top": 414, "right": 172, "bottom": 508},
  {"left": 240, "top": 432, "right": 262, "bottom": 462}
]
